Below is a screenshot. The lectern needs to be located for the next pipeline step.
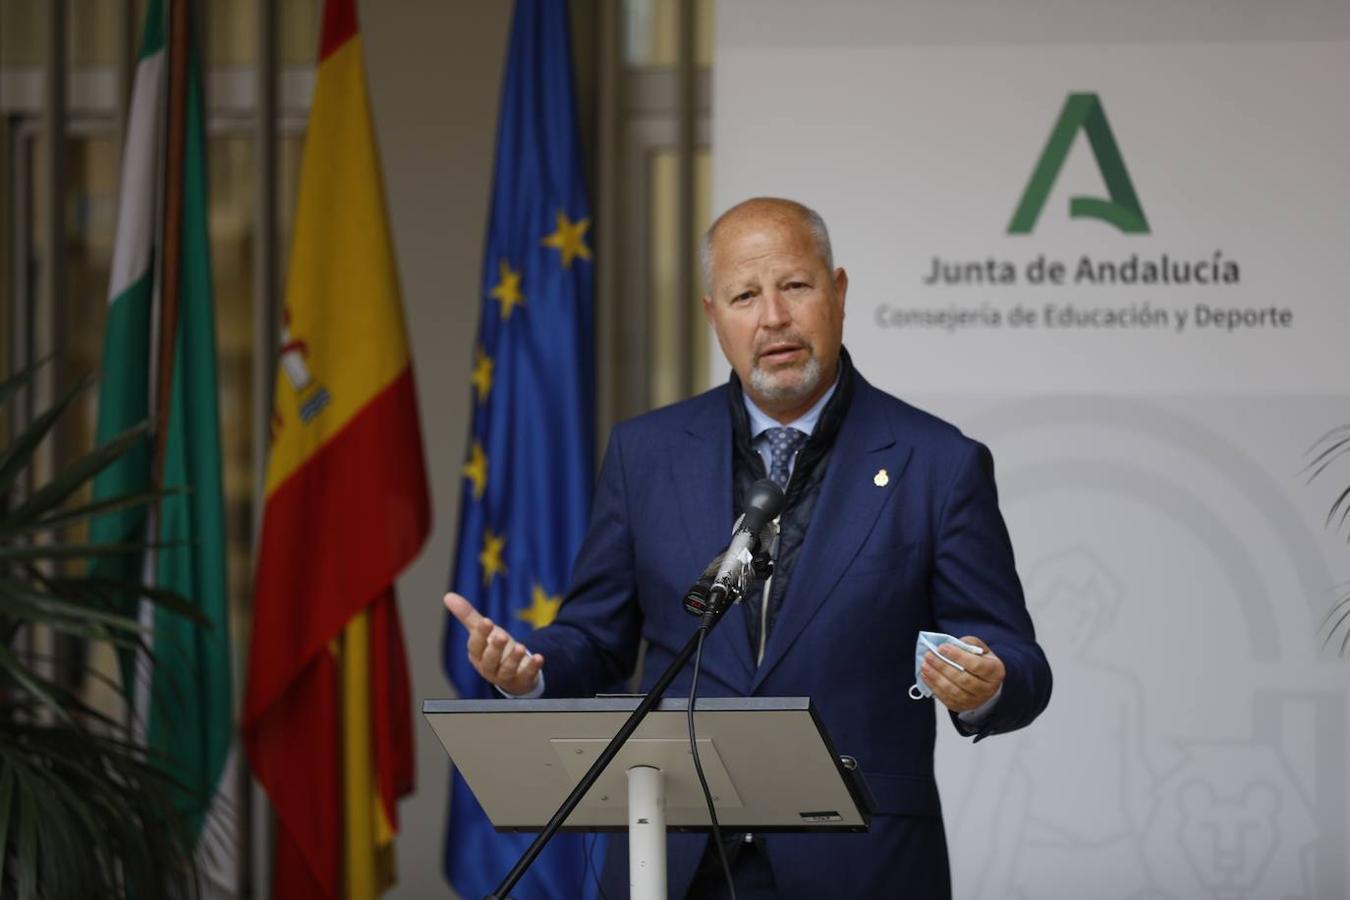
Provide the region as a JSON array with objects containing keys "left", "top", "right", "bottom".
[{"left": 424, "top": 696, "right": 874, "bottom": 899}]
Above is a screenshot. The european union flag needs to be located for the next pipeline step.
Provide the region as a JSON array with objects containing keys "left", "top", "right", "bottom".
[{"left": 442, "top": 1, "right": 603, "bottom": 897}]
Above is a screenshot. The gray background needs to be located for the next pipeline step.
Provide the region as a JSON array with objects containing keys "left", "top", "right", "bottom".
[{"left": 714, "top": 2, "right": 1350, "bottom": 897}]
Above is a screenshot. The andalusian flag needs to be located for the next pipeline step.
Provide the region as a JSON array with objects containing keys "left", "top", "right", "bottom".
[
  {"left": 90, "top": 0, "right": 237, "bottom": 891},
  {"left": 242, "top": 0, "right": 429, "bottom": 897}
]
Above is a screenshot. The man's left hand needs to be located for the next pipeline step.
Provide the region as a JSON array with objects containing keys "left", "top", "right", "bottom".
[{"left": 920, "top": 635, "right": 1005, "bottom": 712}]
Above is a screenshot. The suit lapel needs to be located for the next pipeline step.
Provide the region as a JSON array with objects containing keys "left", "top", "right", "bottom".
[
  {"left": 751, "top": 381, "right": 913, "bottom": 692},
  {"left": 670, "top": 391, "right": 756, "bottom": 684}
]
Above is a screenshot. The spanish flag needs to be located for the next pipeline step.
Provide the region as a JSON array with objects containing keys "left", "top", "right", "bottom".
[{"left": 242, "top": 1, "right": 429, "bottom": 897}]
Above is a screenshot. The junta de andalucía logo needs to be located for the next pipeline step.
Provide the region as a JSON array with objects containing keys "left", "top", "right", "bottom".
[{"left": 1009, "top": 92, "right": 1149, "bottom": 235}]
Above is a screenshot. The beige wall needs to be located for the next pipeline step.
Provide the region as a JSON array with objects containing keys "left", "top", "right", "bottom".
[{"left": 358, "top": 2, "right": 511, "bottom": 896}]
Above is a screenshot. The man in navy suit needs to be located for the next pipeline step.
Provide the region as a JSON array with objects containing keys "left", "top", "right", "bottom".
[{"left": 446, "top": 197, "right": 1052, "bottom": 898}]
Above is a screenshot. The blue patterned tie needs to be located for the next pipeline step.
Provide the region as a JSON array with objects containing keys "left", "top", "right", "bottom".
[{"left": 763, "top": 427, "right": 809, "bottom": 489}]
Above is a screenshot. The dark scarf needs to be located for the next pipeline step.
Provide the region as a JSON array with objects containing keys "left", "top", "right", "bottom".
[{"left": 727, "top": 347, "right": 856, "bottom": 662}]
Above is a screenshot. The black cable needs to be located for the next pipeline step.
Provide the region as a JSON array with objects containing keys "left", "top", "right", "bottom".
[
  {"left": 490, "top": 605, "right": 740, "bottom": 899},
  {"left": 688, "top": 624, "right": 736, "bottom": 900}
]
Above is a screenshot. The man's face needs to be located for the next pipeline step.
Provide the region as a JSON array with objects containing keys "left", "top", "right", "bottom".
[{"left": 702, "top": 211, "right": 847, "bottom": 419}]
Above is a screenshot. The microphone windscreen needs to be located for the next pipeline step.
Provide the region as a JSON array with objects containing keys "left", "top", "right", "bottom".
[{"left": 741, "top": 478, "right": 785, "bottom": 534}]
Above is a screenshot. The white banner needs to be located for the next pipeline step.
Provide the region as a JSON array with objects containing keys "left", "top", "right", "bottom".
[{"left": 714, "top": 4, "right": 1350, "bottom": 897}]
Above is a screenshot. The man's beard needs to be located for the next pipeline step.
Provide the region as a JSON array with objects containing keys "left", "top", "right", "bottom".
[{"left": 749, "top": 352, "right": 823, "bottom": 404}]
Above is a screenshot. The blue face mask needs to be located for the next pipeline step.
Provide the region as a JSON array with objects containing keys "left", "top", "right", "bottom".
[{"left": 908, "top": 631, "right": 984, "bottom": 700}]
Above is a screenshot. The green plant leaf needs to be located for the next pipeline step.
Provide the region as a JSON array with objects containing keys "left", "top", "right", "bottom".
[
  {"left": 29, "top": 770, "right": 80, "bottom": 900},
  {"left": 0, "top": 372, "right": 92, "bottom": 504},
  {"left": 1326, "top": 483, "right": 1350, "bottom": 531},
  {"left": 0, "top": 721, "right": 202, "bottom": 899},
  {"left": 0, "top": 540, "right": 174, "bottom": 562},
  {"left": 0, "top": 647, "right": 139, "bottom": 735},
  {"left": 0, "top": 354, "right": 55, "bottom": 418},
  {"left": 51, "top": 575, "right": 204, "bottom": 623},
  {"left": 0, "top": 759, "right": 13, "bottom": 891},
  {"left": 6, "top": 420, "right": 150, "bottom": 528},
  {"left": 0, "top": 580, "right": 149, "bottom": 631},
  {"left": 1307, "top": 423, "right": 1350, "bottom": 451},
  {"left": 1322, "top": 597, "right": 1350, "bottom": 656},
  {"left": 1, "top": 572, "right": 201, "bottom": 630},
  {"left": 7, "top": 614, "right": 145, "bottom": 655},
  {"left": 1302, "top": 435, "right": 1350, "bottom": 483},
  {"left": 0, "top": 487, "right": 169, "bottom": 539},
  {"left": 0, "top": 659, "right": 134, "bottom": 733},
  {"left": 15, "top": 770, "right": 37, "bottom": 900},
  {"left": 0, "top": 362, "right": 203, "bottom": 899},
  {"left": 0, "top": 645, "right": 79, "bottom": 728}
]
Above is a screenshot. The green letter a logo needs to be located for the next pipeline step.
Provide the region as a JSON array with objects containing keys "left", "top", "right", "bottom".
[{"left": 1008, "top": 93, "right": 1149, "bottom": 234}]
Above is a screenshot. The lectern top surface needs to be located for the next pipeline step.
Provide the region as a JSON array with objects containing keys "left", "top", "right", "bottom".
[{"left": 422, "top": 696, "right": 871, "bottom": 832}]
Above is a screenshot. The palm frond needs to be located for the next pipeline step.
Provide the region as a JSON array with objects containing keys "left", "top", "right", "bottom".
[
  {"left": 0, "top": 354, "right": 54, "bottom": 412},
  {"left": 0, "top": 722, "right": 201, "bottom": 900},
  {"left": 1319, "top": 596, "right": 1350, "bottom": 658},
  {"left": 1302, "top": 435, "right": 1350, "bottom": 484},
  {"left": 0, "top": 540, "right": 175, "bottom": 562},
  {"left": 5, "top": 420, "right": 149, "bottom": 530},
  {"left": 0, "top": 578, "right": 152, "bottom": 632},
  {"left": 49, "top": 575, "right": 204, "bottom": 623},
  {"left": 0, "top": 762, "right": 13, "bottom": 890},
  {"left": 0, "top": 372, "right": 92, "bottom": 502},
  {"left": 0, "top": 488, "right": 168, "bottom": 539},
  {"left": 1307, "top": 426, "right": 1350, "bottom": 657},
  {"left": 1306, "top": 423, "right": 1350, "bottom": 451},
  {"left": 1309, "top": 426, "right": 1350, "bottom": 542},
  {"left": 0, "top": 370, "right": 202, "bottom": 899},
  {"left": 1330, "top": 483, "right": 1350, "bottom": 533}
]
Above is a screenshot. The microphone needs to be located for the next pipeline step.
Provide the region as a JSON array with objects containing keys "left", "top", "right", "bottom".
[
  {"left": 739, "top": 478, "right": 787, "bottom": 536},
  {"left": 683, "top": 479, "right": 785, "bottom": 618}
]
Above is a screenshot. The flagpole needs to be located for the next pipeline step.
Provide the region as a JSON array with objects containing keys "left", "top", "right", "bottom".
[
  {"left": 152, "top": 0, "right": 190, "bottom": 486},
  {"left": 246, "top": 0, "right": 279, "bottom": 890},
  {"left": 134, "top": 0, "right": 189, "bottom": 751},
  {"left": 131, "top": 0, "right": 182, "bottom": 741}
]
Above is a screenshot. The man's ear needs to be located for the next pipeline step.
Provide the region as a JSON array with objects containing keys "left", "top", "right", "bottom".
[
  {"left": 834, "top": 267, "right": 849, "bottom": 314},
  {"left": 701, "top": 294, "right": 714, "bottom": 323}
]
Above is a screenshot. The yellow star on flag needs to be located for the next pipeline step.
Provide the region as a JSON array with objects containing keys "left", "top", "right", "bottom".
[
  {"left": 540, "top": 211, "right": 592, "bottom": 269},
  {"left": 462, "top": 440, "right": 488, "bottom": 500},
  {"left": 516, "top": 583, "right": 562, "bottom": 630},
  {"left": 490, "top": 259, "right": 526, "bottom": 320},
  {"left": 479, "top": 529, "right": 507, "bottom": 586},
  {"left": 470, "top": 346, "right": 493, "bottom": 404}
]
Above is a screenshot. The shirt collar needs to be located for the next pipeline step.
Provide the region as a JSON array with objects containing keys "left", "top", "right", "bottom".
[{"left": 742, "top": 368, "right": 841, "bottom": 441}]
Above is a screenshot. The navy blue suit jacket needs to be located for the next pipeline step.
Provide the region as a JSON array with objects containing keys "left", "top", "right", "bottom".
[{"left": 526, "top": 371, "right": 1052, "bottom": 897}]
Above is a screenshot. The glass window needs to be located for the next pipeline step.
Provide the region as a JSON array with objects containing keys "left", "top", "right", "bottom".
[
  {"left": 18, "top": 122, "right": 305, "bottom": 710},
  {"left": 4, "top": 0, "right": 315, "bottom": 713},
  {"left": 622, "top": 0, "right": 713, "bottom": 68},
  {"left": 609, "top": 0, "right": 714, "bottom": 422},
  {"left": 0, "top": 0, "right": 46, "bottom": 67},
  {"left": 69, "top": 0, "right": 123, "bottom": 67},
  {"left": 203, "top": 0, "right": 257, "bottom": 67},
  {"left": 280, "top": 0, "right": 323, "bottom": 66},
  {"left": 647, "top": 148, "right": 712, "bottom": 408}
]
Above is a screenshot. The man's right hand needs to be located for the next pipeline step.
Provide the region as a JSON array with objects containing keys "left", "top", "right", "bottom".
[{"left": 443, "top": 592, "right": 545, "bottom": 696}]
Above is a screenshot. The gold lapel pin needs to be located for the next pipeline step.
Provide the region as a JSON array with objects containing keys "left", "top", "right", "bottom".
[{"left": 874, "top": 468, "right": 889, "bottom": 487}]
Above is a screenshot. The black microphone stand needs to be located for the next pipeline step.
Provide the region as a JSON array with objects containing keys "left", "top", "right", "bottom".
[{"left": 485, "top": 599, "right": 734, "bottom": 900}]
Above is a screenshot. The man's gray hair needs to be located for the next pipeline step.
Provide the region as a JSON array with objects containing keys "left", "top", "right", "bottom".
[{"left": 699, "top": 198, "right": 834, "bottom": 293}]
